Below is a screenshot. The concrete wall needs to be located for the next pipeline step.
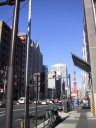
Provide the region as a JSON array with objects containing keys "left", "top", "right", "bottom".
[{"left": 83, "top": 0, "right": 96, "bottom": 93}]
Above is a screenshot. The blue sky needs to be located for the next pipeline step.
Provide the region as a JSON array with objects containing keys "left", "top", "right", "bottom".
[{"left": 0, "top": 0, "right": 84, "bottom": 88}]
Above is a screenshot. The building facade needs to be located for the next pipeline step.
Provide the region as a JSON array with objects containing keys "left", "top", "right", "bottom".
[
  {"left": 51, "top": 64, "right": 68, "bottom": 86},
  {"left": 48, "top": 64, "right": 70, "bottom": 99},
  {"left": 0, "top": 21, "right": 44, "bottom": 100},
  {"left": 83, "top": 0, "right": 96, "bottom": 115},
  {"left": 82, "top": 28, "right": 90, "bottom": 97},
  {"left": 48, "top": 71, "right": 56, "bottom": 99},
  {"left": 42, "top": 65, "right": 48, "bottom": 99},
  {"left": 0, "top": 20, "right": 22, "bottom": 100},
  {"left": 51, "top": 64, "right": 68, "bottom": 97},
  {"left": 18, "top": 34, "right": 43, "bottom": 99}
]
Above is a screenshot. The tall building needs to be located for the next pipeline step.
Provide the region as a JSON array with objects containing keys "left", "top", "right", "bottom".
[
  {"left": 51, "top": 64, "right": 68, "bottom": 86},
  {"left": 0, "top": 20, "right": 22, "bottom": 100},
  {"left": 48, "top": 71, "right": 56, "bottom": 99},
  {"left": 18, "top": 34, "right": 43, "bottom": 99},
  {"left": 83, "top": 0, "right": 96, "bottom": 94},
  {"left": 83, "top": 0, "right": 96, "bottom": 116},
  {"left": 0, "top": 20, "right": 44, "bottom": 100},
  {"left": 0, "top": 21, "right": 11, "bottom": 98},
  {"left": 42, "top": 65, "right": 48, "bottom": 99},
  {"left": 51, "top": 64, "right": 69, "bottom": 98},
  {"left": 56, "top": 76, "right": 61, "bottom": 99},
  {"left": 83, "top": 0, "right": 96, "bottom": 95},
  {"left": 82, "top": 29, "right": 90, "bottom": 97}
]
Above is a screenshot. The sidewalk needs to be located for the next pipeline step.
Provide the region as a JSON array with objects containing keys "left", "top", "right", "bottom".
[
  {"left": 58, "top": 111, "right": 71, "bottom": 119},
  {"left": 55, "top": 108, "right": 96, "bottom": 128}
]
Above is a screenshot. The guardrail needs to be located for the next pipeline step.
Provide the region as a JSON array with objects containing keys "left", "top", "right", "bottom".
[{"left": 13, "top": 109, "right": 61, "bottom": 128}]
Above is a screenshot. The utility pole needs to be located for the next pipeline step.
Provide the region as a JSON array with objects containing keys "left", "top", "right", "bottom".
[
  {"left": 33, "top": 73, "right": 40, "bottom": 128},
  {"left": 54, "top": 71, "right": 56, "bottom": 99},
  {"left": 4, "top": 1, "right": 20, "bottom": 128},
  {"left": 35, "top": 74, "right": 38, "bottom": 128},
  {"left": 68, "top": 74, "right": 71, "bottom": 99},
  {"left": 25, "top": 0, "right": 32, "bottom": 128}
]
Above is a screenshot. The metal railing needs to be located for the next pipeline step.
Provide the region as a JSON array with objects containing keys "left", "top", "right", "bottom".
[{"left": 13, "top": 109, "right": 59, "bottom": 128}]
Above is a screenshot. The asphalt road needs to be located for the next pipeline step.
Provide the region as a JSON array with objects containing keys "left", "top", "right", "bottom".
[{"left": 0, "top": 103, "right": 51, "bottom": 128}]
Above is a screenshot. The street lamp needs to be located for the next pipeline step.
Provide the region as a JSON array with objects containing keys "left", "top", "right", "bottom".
[
  {"left": 4, "top": 0, "right": 21, "bottom": 128},
  {"left": 25, "top": 0, "right": 32, "bottom": 128},
  {"left": 32, "top": 73, "right": 40, "bottom": 128}
]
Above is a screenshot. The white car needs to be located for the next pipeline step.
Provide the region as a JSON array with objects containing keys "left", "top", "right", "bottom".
[
  {"left": 41, "top": 100, "right": 47, "bottom": 105},
  {"left": 18, "top": 97, "right": 25, "bottom": 104},
  {"left": 34, "top": 100, "right": 41, "bottom": 104},
  {"left": 18, "top": 97, "right": 32, "bottom": 104}
]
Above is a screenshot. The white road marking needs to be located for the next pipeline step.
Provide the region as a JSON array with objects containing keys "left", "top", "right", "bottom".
[{"left": 0, "top": 105, "right": 48, "bottom": 117}]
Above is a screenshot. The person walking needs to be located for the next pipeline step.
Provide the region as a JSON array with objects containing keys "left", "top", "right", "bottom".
[{"left": 74, "top": 99, "right": 77, "bottom": 109}]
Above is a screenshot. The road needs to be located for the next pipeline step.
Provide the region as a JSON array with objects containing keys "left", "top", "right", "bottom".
[{"left": 0, "top": 103, "right": 51, "bottom": 128}]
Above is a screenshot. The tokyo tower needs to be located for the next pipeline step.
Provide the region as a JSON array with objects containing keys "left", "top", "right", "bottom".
[{"left": 73, "top": 65, "right": 78, "bottom": 94}]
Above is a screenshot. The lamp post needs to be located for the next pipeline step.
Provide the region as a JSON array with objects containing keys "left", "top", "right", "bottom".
[
  {"left": 32, "top": 73, "right": 40, "bottom": 128},
  {"left": 68, "top": 74, "right": 71, "bottom": 99},
  {"left": 5, "top": 1, "right": 20, "bottom": 128},
  {"left": 25, "top": 0, "right": 32, "bottom": 128},
  {"left": 53, "top": 71, "right": 56, "bottom": 98}
]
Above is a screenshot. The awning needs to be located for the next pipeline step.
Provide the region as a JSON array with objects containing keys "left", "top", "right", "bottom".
[{"left": 72, "top": 53, "right": 91, "bottom": 73}]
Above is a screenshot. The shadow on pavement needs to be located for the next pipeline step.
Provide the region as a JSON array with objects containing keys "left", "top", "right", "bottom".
[{"left": 51, "top": 115, "right": 69, "bottom": 128}]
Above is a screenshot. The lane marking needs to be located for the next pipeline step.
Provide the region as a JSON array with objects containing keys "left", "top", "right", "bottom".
[{"left": 0, "top": 105, "right": 49, "bottom": 117}]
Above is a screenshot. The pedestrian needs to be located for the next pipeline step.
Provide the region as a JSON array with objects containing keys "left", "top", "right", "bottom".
[{"left": 74, "top": 99, "right": 77, "bottom": 109}]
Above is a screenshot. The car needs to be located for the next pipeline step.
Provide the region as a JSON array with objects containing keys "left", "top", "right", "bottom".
[
  {"left": 0, "top": 100, "right": 6, "bottom": 108},
  {"left": 46, "top": 99, "right": 50, "bottom": 104},
  {"left": 41, "top": 100, "right": 47, "bottom": 105},
  {"left": 49, "top": 100, "right": 53, "bottom": 104},
  {"left": 18, "top": 97, "right": 25, "bottom": 104},
  {"left": 18, "top": 97, "right": 32, "bottom": 104},
  {"left": 33, "top": 100, "right": 41, "bottom": 104},
  {"left": 53, "top": 98, "right": 59, "bottom": 103}
]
